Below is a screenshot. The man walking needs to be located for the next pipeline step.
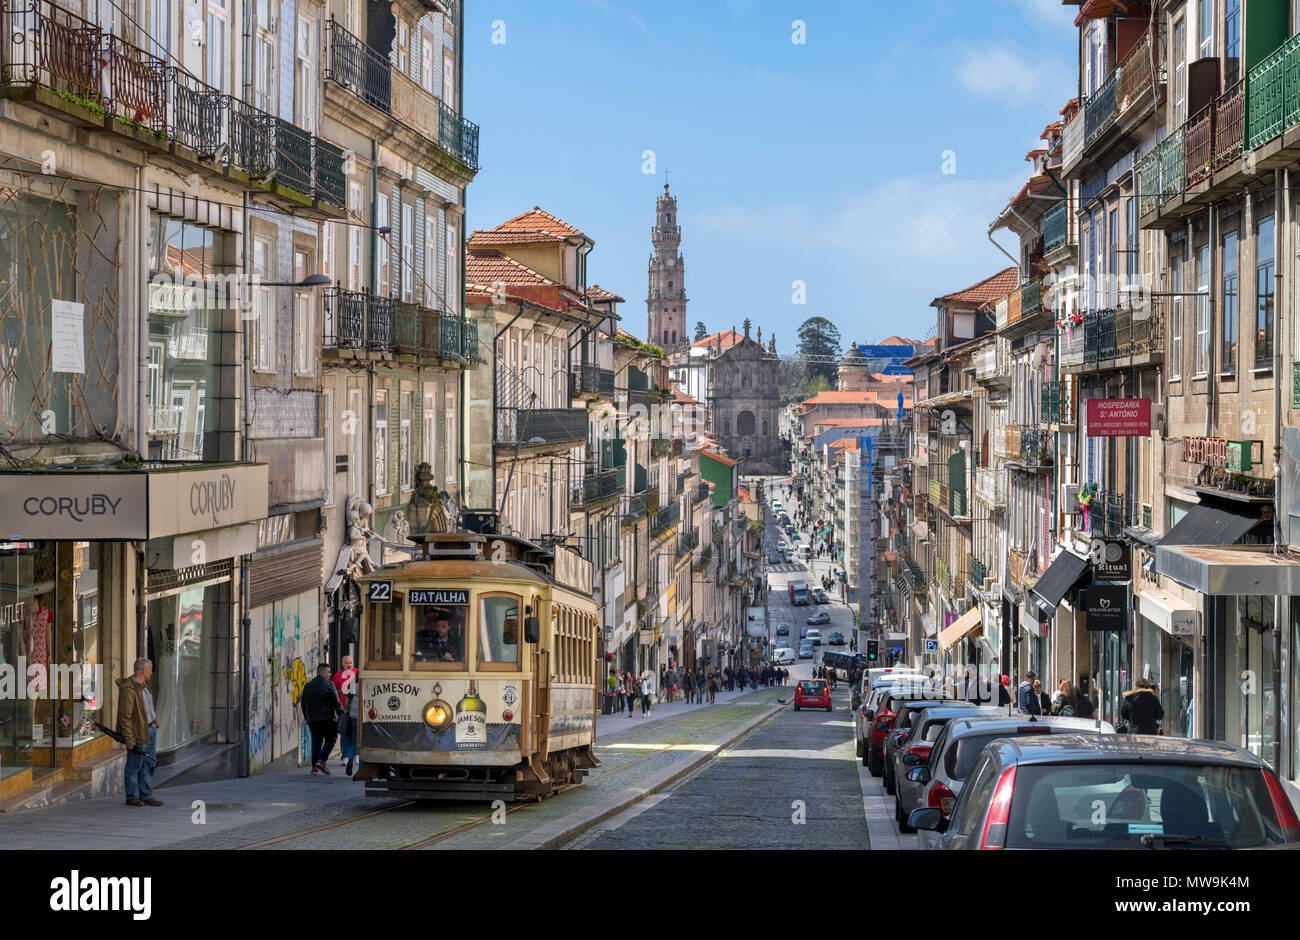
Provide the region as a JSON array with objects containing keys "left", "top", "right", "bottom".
[
  {"left": 301, "top": 663, "right": 342, "bottom": 774},
  {"left": 1017, "top": 671, "right": 1041, "bottom": 716},
  {"left": 116, "top": 658, "right": 163, "bottom": 806},
  {"left": 683, "top": 667, "right": 696, "bottom": 705},
  {"left": 665, "top": 665, "right": 677, "bottom": 703}
]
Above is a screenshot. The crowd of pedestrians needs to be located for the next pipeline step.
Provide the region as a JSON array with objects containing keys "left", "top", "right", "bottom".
[{"left": 600, "top": 661, "right": 795, "bottom": 718}]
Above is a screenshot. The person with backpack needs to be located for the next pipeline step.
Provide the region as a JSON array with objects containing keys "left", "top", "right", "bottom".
[
  {"left": 1017, "top": 671, "right": 1041, "bottom": 715},
  {"left": 665, "top": 665, "right": 677, "bottom": 704},
  {"left": 613, "top": 672, "right": 626, "bottom": 715},
  {"left": 1121, "top": 677, "right": 1164, "bottom": 734},
  {"left": 638, "top": 670, "right": 655, "bottom": 716},
  {"left": 1051, "top": 680, "right": 1076, "bottom": 717}
]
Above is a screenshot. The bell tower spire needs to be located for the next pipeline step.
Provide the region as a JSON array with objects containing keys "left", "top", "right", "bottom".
[{"left": 647, "top": 182, "right": 687, "bottom": 351}]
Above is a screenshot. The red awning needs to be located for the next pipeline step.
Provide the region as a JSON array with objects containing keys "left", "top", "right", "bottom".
[{"left": 1075, "top": 0, "right": 1130, "bottom": 26}]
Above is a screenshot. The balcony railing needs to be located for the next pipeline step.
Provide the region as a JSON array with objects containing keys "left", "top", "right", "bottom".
[
  {"left": 1042, "top": 201, "right": 1069, "bottom": 253},
  {"left": 148, "top": 403, "right": 183, "bottom": 435},
  {"left": 1085, "top": 67, "right": 1120, "bottom": 146},
  {"left": 971, "top": 558, "right": 986, "bottom": 590},
  {"left": 496, "top": 407, "right": 588, "bottom": 447},
  {"left": 1020, "top": 428, "right": 1052, "bottom": 466},
  {"left": 679, "top": 529, "right": 699, "bottom": 555},
  {"left": 1, "top": 0, "right": 101, "bottom": 106},
  {"left": 1137, "top": 145, "right": 1161, "bottom": 217},
  {"left": 1245, "top": 31, "right": 1300, "bottom": 151},
  {"left": 1214, "top": 79, "right": 1245, "bottom": 171},
  {"left": 974, "top": 467, "right": 1006, "bottom": 508},
  {"left": 1062, "top": 104, "right": 1084, "bottom": 169},
  {"left": 102, "top": 32, "right": 166, "bottom": 132},
  {"left": 1116, "top": 26, "right": 1158, "bottom": 114},
  {"left": 1086, "top": 491, "right": 1130, "bottom": 538},
  {"left": 570, "top": 364, "right": 616, "bottom": 398},
  {"left": 623, "top": 492, "right": 648, "bottom": 523},
  {"left": 323, "top": 287, "right": 392, "bottom": 351},
  {"left": 167, "top": 66, "right": 225, "bottom": 156},
  {"left": 324, "top": 18, "right": 479, "bottom": 171},
  {"left": 1021, "top": 278, "right": 1043, "bottom": 319},
  {"left": 650, "top": 501, "right": 679, "bottom": 538},
  {"left": 1185, "top": 102, "right": 1214, "bottom": 185},
  {"left": 694, "top": 481, "right": 710, "bottom": 504},
  {"left": 1159, "top": 125, "right": 1185, "bottom": 203},
  {"left": 571, "top": 468, "right": 623, "bottom": 507},
  {"left": 1042, "top": 381, "right": 1062, "bottom": 423}
]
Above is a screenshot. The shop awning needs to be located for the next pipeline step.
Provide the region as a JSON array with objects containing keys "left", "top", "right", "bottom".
[
  {"left": 1160, "top": 502, "right": 1262, "bottom": 546},
  {"left": 938, "top": 607, "right": 982, "bottom": 651},
  {"left": 1137, "top": 587, "right": 1196, "bottom": 637},
  {"left": 820, "top": 528, "right": 833, "bottom": 537},
  {"left": 1030, "top": 549, "right": 1089, "bottom": 614},
  {"left": 1156, "top": 545, "right": 1300, "bottom": 595}
]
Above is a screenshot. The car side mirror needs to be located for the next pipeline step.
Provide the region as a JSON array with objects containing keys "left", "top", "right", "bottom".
[
  {"left": 902, "top": 753, "right": 924, "bottom": 767},
  {"left": 906, "top": 766, "right": 930, "bottom": 783},
  {"left": 862, "top": 709, "right": 875, "bottom": 721},
  {"left": 524, "top": 616, "right": 540, "bottom": 644},
  {"left": 909, "top": 807, "right": 946, "bottom": 832}
]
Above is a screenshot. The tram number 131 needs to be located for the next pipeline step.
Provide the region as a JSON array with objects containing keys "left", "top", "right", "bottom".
[{"left": 368, "top": 581, "right": 393, "bottom": 603}]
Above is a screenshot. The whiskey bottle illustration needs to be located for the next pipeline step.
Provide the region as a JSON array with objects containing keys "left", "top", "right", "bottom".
[{"left": 455, "top": 680, "right": 488, "bottom": 748}]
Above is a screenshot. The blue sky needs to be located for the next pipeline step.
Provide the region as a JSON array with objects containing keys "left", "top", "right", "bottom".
[{"left": 464, "top": 0, "right": 1078, "bottom": 351}]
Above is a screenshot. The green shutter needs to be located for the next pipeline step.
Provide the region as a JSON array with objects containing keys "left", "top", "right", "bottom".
[{"left": 948, "top": 452, "right": 965, "bottom": 517}]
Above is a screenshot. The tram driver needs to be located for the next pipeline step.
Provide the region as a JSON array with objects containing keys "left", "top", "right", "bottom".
[{"left": 414, "top": 608, "right": 463, "bottom": 663}]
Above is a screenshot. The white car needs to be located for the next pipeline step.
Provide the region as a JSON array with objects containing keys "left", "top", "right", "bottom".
[{"left": 771, "top": 647, "right": 796, "bottom": 665}]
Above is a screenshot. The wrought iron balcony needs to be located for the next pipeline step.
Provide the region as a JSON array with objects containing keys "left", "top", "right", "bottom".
[
  {"left": 570, "top": 364, "right": 615, "bottom": 398},
  {"left": 571, "top": 468, "right": 624, "bottom": 507},
  {"left": 1, "top": 0, "right": 102, "bottom": 110},
  {"left": 1215, "top": 79, "right": 1244, "bottom": 171},
  {"left": 1085, "top": 67, "right": 1119, "bottom": 147},
  {"left": 1041, "top": 381, "right": 1062, "bottom": 423},
  {"left": 439, "top": 312, "right": 464, "bottom": 361},
  {"left": 496, "top": 407, "right": 588, "bottom": 447},
  {"left": 102, "top": 32, "right": 166, "bottom": 132},
  {"left": 623, "top": 491, "right": 648, "bottom": 523},
  {"left": 166, "top": 66, "right": 225, "bottom": 157},
  {"left": 323, "top": 287, "right": 392, "bottom": 352},
  {"left": 650, "top": 501, "right": 680, "bottom": 538},
  {"left": 1086, "top": 491, "right": 1131, "bottom": 538},
  {"left": 1246, "top": 32, "right": 1300, "bottom": 151},
  {"left": 324, "top": 18, "right": 479, "bottom": 172},
  {"left": 1020, "top": 428, "right": 1052, "bottom": 466},
  {"left": 1116, "top": 25, "right": 1159, "bottom": 115},
  {"left": 1185, "top": 102, "right": 1214, "bottom": 185},
  {"left": 679, "top": 529, "right": 699, "bottom": 555},
  {"left": 971, "top": 558, "right": 986, "bottom": 590},
  {"left": 694, "top": 481, "right": 711, "bottom": 503}
]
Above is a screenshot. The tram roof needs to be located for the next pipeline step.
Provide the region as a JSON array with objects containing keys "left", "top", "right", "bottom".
[{"left": 364, "top": 559, "right": 553, "bottom": 586}]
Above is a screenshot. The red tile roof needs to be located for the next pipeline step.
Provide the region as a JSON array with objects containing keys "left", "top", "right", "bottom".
[
  {"left": 827, "top": 438, "right": 861, "bottom": 453},
  {"left": 464, "top": 248, "right": 557, "bottom": 289},
  {"left": 468, "top": 208, "right": 589, "bottom": 248},
  {"left": 692, "top": 329, "right": 743, "bottom": 349},
  {"left": 931, "top": 268, "right": 1018, "bottom": 308},
  {"left": 701, "top": 449, "right": 738, "bottom": 467},
  {"left": 587, "top": 284, "right": 624, "bottom": 303},
  {"left": 877, "top": 335, "right": 922, "bottom": 346}
]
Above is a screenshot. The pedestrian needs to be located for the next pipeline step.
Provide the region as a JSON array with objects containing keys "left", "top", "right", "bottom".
[
  {"left": 665, "top": 665, "right": 677, "bottom": 703},
  {"left": 724, "top": 665, "right": 734, "bottom": 692},
  {"left": 116, "top": 657, "right": 163, "bottom": 807},
  {"left": 683, "top": 667, "right": 696, "bottom": 705},
  {"left": 614, "top": 672, "right": 626, "bottom": 715},
  {"left": 707, "top": 671, "right": 718, "bottom": 704},
  {"left": 1051, "top": 679, "right": 1076, "bottom": 717},
  {"left": 333, "top": 655, "right": 359, "bottom": 776},
  {"left": 1034, "top": 679, "right": 1052, "bottom": 716},
  {"left": 1120, "top": 677, "right": 1164, "bottom": 734},
  {"left": 1017, "top": 671, "right": 1041, "bottom": 715},
  {"left": 658, "top": 666, "right": 668, "bottom": 704},
  {"left": 1075, "top": 688, "right": 1096, "bottom": 719},
  {"left": 301, "top": 663, "right": 342, "bottom": 775},
  {"left": 639, "top": 670, "right": 655, "bottom": 716},
  {"left": 696, "top": 667, "right": 706, "bottom": 700},
  {"left": 626, "top": 671, "right": 639, "bottom": 715},
  {"left": 605, "top": 670, "right": 618, "bottom": 715},
  {"left": 997, "top": 674, "right": 1012, "bottom": 707}
]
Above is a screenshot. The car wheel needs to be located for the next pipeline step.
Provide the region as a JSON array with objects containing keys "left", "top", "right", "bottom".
[
  {"left": 869, "top": 753, "right": 883, "bottom": 776},
  {"left": 896, "top": 798, "right": 915, "bottom": 833},
  {"left": 855, "top": 737, "right": 863, "bottom": 758},
  {"left": 885, "top": 767, "right": 896, "bottom": 795},
  {"left": 794, "top": 705, "right": 799, "bottom": 711},
  {"left": 861, "top": 746, "right": 870, "bottom": 768}
]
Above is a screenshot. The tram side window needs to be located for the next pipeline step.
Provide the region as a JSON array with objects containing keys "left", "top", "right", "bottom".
[
  {"left": 479, "top": 593, "right": 521, "bottom": 667},
  {"left": 412, "top": 604, "right": 467, "bottom": 668},
  {"left": 367, "top": 595, "right": 404, "bottom": 669}
]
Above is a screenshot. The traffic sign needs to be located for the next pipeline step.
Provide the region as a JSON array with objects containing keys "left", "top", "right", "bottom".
[{"left": 924, "top": 638, "right": 939, "bottom": 653}]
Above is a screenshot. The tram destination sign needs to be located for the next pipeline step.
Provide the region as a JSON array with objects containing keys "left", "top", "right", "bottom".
[{"left": 408, "top": 589, "right": 470, "bottom": 606}]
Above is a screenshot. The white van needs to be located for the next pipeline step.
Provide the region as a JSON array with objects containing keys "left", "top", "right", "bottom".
[
  {"left": 771, "top": 647, "right": 796, "bottom": 665},
  {"left": 805, "top": 628, "right": 822, "bottom": 646},
  {"left": 797, "top": 544, "right": 811, "bottom": 562}
]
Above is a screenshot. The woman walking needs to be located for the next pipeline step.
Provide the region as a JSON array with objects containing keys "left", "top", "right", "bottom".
[
  {"left": 639, "top": 671, "right": 655, "bottom": 716},
  {"left": 625, "top": 671, "right": 639, "bottom": 716},
  {"left": 614, "top": 672, "right": 626, "bottom": 715}
]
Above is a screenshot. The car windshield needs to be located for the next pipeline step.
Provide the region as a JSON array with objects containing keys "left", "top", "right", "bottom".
[
  {"left": 799, "top": 681, "right": 827, "bottom": 694},
  {"left": 1005, "top": 762, "right": 1289, "bottom": 849}
]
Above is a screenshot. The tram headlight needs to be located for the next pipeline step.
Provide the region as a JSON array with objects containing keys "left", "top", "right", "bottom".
[{"left": 423, "top": 700, "right": 453, "bottom": 731}]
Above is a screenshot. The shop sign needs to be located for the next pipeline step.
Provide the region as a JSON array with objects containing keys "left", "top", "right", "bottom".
[
  {"left": 1089, "top": 538, "right": 1131, "bottom": 581},
  {"left": 1182, "top": 436, "right": 1259, "bottom": 471},
  {"left": 148, "top": 464, "right": 269, "bottom": 537},
  {"left": 1085, "top": 398, "right": 1151, "bottom": 437},
  {"left": 0, "top": 473, "right": 148, "bottom": 540},
  {"left": 1082, "top": 585, "right": 1129, "bottom": 632}
]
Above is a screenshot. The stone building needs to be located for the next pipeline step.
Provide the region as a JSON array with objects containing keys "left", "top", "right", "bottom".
[{"left": 647, "top": 183, "right": 688, "bottom": 353}]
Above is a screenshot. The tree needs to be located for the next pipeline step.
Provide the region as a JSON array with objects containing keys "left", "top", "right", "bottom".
[
  {"left": 694, "top": 321, "right": 707, "bottom": 342},
  {"left": 797, "top": 317, "right": 841, "bottom": 387}
]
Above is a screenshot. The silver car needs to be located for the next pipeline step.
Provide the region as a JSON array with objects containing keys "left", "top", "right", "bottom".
[
  {"left": 911, "top": 714, "right": 1115, "bottom": 850},
  {"left": 892, "top": 705, "right": 1005, "bottom": 832}
]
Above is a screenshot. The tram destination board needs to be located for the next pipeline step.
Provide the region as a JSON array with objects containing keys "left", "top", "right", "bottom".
[{"left": 408, "top": 588, "right": 470, "bottom": 605}]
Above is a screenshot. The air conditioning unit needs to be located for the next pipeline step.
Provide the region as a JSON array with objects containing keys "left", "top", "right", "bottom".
[{"left": 1062, "top": 483, "right": 1081, "bottom": 514}]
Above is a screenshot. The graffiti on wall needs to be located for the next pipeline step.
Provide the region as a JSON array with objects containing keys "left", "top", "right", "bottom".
[
  {"left": 247, "top": 590, "right": 320, "bottom": 772},
  {"left": 247, "top": 606, "right": 271, "bottom": 773}
]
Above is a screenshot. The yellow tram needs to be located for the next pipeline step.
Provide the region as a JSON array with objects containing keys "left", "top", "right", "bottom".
[{"left": 354, "top": 532, "right": 601, "bottom": 801}]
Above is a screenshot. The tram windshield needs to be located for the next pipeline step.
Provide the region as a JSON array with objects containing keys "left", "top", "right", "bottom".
[{"left": 412, "top": 604, "right": 468, "bottom": 667}]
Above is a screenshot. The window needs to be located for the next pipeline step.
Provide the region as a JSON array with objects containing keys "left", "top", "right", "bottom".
[
  {"left": 377, "top": 192, "right": 391, "bottom": 295},
  {"left": 445, "top": 220, "right": 458, "bottom": 315},
  {"left": 1198, "top": 0, "right": 1214, "bottom": 58},
  {"left": 1108, "top": 208, "right": 1118, "bottom": 307},
  {"left": 253, "top": 0, "right": 275, "bottom": 112},
  {"left": 421, "top": 37, "right": 434, "bottom": 93},
  {"left": 366, "top": 594, "right": 403, "bottom": 669},
  {"left": 425, "top": 215, "right": 437, "bottom": 307},
  {"left": 1257, "top": 215, "right": 1275, "bottom": 366},
  {"left": 1125, "top": 196, "right": 1137, "bottom": 292},
  {"left": 347, "top": 388, "right": 363, "bottom": 498},
  {"left": 348, "top": 183, "right": 362, "bottom": 291},
  {"left": 400, "top": 390, "right": 412, "bottom": 491},
  {"left": 445, "top": 387, "right": 457, "bottom": 486},
  {"left": 374, "top": 388, "right": 389, "bottom": 496},
  {"left": 412, "top": 600, "right": 467, "bottom": 668},
  {"left": 443, "top": 51, "right": 455, "bottom": 107},
  {"left": 479, "top": 594, "right": 521, "bottom": 667},
  {"left": 1173, "top": 15, "right": 1187, "bottom": 126},
  {"left": 321, "top": 216, "right": 333, "bottom": 282},
  {"left": 1195, "top": 244, "right": 1210, "bottom": 375},
  {"left": 293, "top": 248, "right": 314, "bottom": 376},
  {"left": 423, "top": 387, "right": 438, "bottom": 473},
  {"left": 148, "top": 0, "right": 170, "bottom": 61},
  {"left": 1170, "top": 248, "right": 1183, "bottom": 380},
  {"left": 207, "top": 0, "right": 230, "bottom": 95},
  {"left": 396, "top": 18, "right": 409, "bottom": 74},
  {"left": 1222, "top": 230, "right": 1238, "bottom": 371},
  {"left": 1225, "top": 0, "right": 1242, "bottom": 84},
  {"left": 324, "top": 389, "right": 335, "bottom": 506},
  {"left": 251, "top": 235, "right": 275, "bottom": 373},
  {"left": 401, "top": 203, "right": 414, "bottom": 302},
  {"left": 294, "top": 14, "right": 315, "bottom": 133}
]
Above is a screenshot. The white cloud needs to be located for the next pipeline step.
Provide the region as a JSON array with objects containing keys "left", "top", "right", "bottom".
[
  {"left": 953, "top": 41, "right": 1072, "bottom": 107},
  {"left": 1016, "top": 0, "right": 1078, "bottom": 27}
]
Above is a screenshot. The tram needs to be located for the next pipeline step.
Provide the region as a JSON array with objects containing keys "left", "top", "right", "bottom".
[{"left": 354, "top": 532, "right": 601, "bottom": 801}]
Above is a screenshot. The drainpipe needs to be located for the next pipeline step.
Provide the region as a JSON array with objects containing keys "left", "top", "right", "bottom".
[
  {"left": 1274, "top": 167, "right": 1287, "bottom": 772},
  {"left": 136, "top": 164, "right": 149, "bottom": 662}
]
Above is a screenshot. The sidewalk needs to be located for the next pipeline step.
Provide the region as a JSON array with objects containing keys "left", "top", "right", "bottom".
[{"left": 595, "top": 682, "right": 789, "bottom": 741}]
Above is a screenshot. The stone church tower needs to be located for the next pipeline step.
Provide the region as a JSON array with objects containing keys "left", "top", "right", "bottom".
[{"left": 647, "top": 183, "right": 687, "bottom": 351}]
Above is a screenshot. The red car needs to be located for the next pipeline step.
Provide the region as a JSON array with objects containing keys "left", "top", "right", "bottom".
[{"left": 794, "top": 679, "right": 832, "bottom": 711}]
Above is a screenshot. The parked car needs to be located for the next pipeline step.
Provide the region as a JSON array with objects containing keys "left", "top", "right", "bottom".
[
  {"left": 806, "top": 611, "right": 831, "bottom": 626},
  {"left": 854, "top": 672, "right": 930, "bottom": 758},
  {"left": 910, "top": 714, "right": 1116, "bottom": 850},
  {"left": 910, "top": 735, "right": 1300, "bottom": 850},
  {"left": 892, "top": 705, "right": 1006, "bottom": 832},
  {"left": 828, "top": 631, "right": 845, "bottom": 645},
  {"left": 878, "top": 694, "right": 962, "bottom": 789},
  {"left": 812, "top": 588, "right": 830, "bottom": 604},
  {"left": 775, "top": 624, "right": 790, "bottom": 636},
  {"left": 767, "top": 550, "right": 782, "bottom": 565},
  {"left": 794, "top": 679, "right": 832, "bottom": 711}
]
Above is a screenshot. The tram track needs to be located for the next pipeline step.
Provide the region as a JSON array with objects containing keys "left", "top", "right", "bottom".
[{"left": 231, "top": 701, "right": 774, "bottom": 850}]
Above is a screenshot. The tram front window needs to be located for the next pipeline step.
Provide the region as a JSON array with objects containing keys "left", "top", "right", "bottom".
[
  {"left": 479, "top": 593, "right": 521, "bottom": 667},
  {"left": 366, "top": 595, "right": 404, "bottom": 669},
  {"left": 413, "top": 605, "right": 466, "bottom": 667}
]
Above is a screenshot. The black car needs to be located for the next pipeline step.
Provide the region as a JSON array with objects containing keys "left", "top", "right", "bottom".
[
  {"left": 828, "top": 631, "right": 845, "bottom": 645},
  {"left": 775, "top": 624, "right": 790, "bottom": 636},
  {"left": 911, "top": 735, "right": 1300, "bottom": 849}
]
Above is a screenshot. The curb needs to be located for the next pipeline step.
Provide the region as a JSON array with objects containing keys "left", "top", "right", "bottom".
[{"left": 506, "top": 701, "right": 785, "bottom": 850}]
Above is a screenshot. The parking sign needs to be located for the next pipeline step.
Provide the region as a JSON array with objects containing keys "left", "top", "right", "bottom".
[{"left": 924, "top": 638, "right": 939, "bottom": 653}]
